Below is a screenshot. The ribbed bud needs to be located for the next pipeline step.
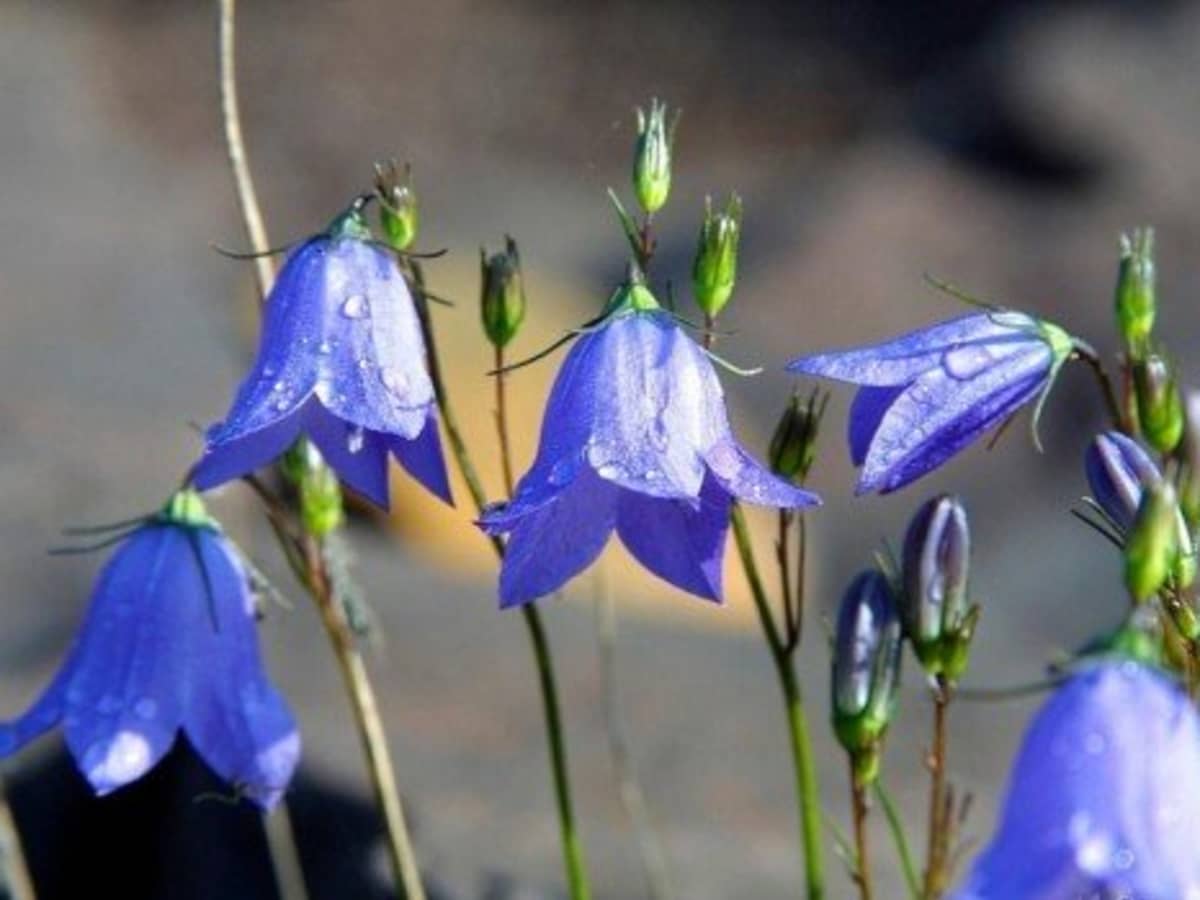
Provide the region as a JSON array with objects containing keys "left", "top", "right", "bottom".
[{"left": 480, "top": 235, "right": 527, "bottom": 348}]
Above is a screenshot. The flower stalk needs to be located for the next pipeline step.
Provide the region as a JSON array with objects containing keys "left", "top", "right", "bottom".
[
  {"left": 409, "top": 260, "right": 591, "bottom": 900},
  {"left": 216, "top": 3, "right": 423, "bottom": 896}
]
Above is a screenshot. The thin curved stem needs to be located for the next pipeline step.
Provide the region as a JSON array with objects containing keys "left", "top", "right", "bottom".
[
  {"left": 216, "top": 3, "right": 422, "bottom": 896},
  {"left": 217, "top": 0, "right": 273, "bottom": 302},
  {"left": 414, "top": 274, "right": 590, "bottom": 900},
  {"left": 302, "top": 536, "right": 425, "bottom": 900},
  {"left": 1072, "top": 342, "right": 1124, "bottom": 432},
  {"left": 731, "top": 505, "right": 825, "bottom": 899}
]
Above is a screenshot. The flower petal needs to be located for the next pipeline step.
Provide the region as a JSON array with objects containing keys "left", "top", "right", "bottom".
[
  {"left": 304, "top": 403, "right": 392, "bottom": 509},
  {"left": 848, "top": 386, "right": 904, "bottom": 467},
  {"left": 498, "top": 469, "right": 619, "bottom": 608},
  {"left": 56, "top": 527, "right": 191, "bottom": 795},
  {"left": 954, "top": 664, "right": 1200, "bottom": 899},
  {"left": 582, "top": 314, "right": 728, "bottom": 498},
  {"left": 857, "top": 344, "right": 1050, "bottom": 494},
  {"left": 615, "top": 475, "right": 730, "bottom": 601},
  {"left": 788, "top": 313, "right": 1036, "bottom": 386},
  {"left": 182, "top": 530, "right": 300, "bottom": 810},
  {"left": 389, "top": 410, "right": 453, "bottom": 506},
  {"left": 704, "top": 439, "right": 821, "bottom": 508},
  {"left": 313, "top": 238, "right": 435, "bottom": 437},
  {"left": 192, "top": 404, "right": 306, "bottom": 492}
]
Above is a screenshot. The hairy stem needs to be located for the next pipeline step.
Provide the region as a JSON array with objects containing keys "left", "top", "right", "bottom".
[
  {"left": 849, "top": 769, "right": 873, "bottom": 900},
  {"left": 217, "top": 3, "right": 422, "bottom": 895},
  {"left": 731, "top": 505, "right": 825, "bottom": 899},
  {"left": 922, "top": 682, "right": 951, "bottom": 899}
]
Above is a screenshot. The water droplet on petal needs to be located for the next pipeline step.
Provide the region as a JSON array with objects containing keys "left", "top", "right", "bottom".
[
  {"left": 341, "top": 294, "right": 370, "bottom": 319},
  {"left": 134, "top": 698, "right": 158, "bottom": 720},
  {"left": 347, "top": 427, "right": 365, "bottom": 454},
  {"left": 272, "top": 380, "right": 287, "bottom": 393},
  {"left": 357, "top": 358, "right": 372, "bottom": 371},
  {"left": 84, "top": 730, "right": 152, "bottom": 786},
  {"left": 273, "top": 398, "right": 291, "bottom": 412},
  {"left": 596, "top": 461, "right": 627, "bottom": 481},
  {"left": 318, "top": 340, "right": 333, "bottom": 355},
  {"left": 380, "top": 368, "right": 410, "bottom": 396},
  {"left": 1113, "top": 847, "right": 1135, "bottom": 870},
  {"left": 1083, "top": 731, "right": 1106, "bottom": 755},
  {"left": 943, "top": 345, "right": 994, "bottom": 380}
]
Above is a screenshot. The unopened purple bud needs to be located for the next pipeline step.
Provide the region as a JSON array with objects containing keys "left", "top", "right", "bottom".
[
  {"left": 901, "top": 495, "right": 970, "bottom": 656},
  {"left": 832, "top": 570, "right": 902, "bottom": 782},
  {"left": 1085, "top": 431, "right": 1161, "bottom": 531}
]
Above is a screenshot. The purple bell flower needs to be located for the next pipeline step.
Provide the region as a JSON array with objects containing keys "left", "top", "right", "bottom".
[
  {"left": 479, "top": 281, "right": 819, "bottom": 608},
  {"left": 0, "top": 491, "right": 299, "bottom": 809},
  {"left": 953, "top": 662, "right": 1200, "bottom": 899},
  {"left": 788, "top": 312, "right": 1075, "bottom": 494},
  {"left": 192, "top": 201, "right": 451, "bottom": 508}
]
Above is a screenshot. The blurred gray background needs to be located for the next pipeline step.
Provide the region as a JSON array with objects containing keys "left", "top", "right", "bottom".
[{"left": 2, "top": 0, "right": 1199, "bottom": 897}]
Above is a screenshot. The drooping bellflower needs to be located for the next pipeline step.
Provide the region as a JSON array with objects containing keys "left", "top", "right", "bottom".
[
  {"left": 479, "top": 279, "right": 820, "bottom": 607},
  {"left": 0, "top": 491, "right": 299, "bottom": 809},
  {"left": 788, "top": 312, "right": 1074, "bottom": 494},
  {"left": 953, "top": 662, "right": 1200, "bottom": 899},
  {"left": 192, "top": 200, "right": 451, "bottom": 508}
]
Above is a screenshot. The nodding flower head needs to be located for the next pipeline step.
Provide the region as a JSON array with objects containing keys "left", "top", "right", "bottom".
[
  {"left": 0, "top": 491, "right": 300, "bottom": 809},
  {"left": 192, "top": 200, "right": 451, "bottom": 509},
  {"left": 788, "top": 311, "right": 1075, "bottom": 494},
  {"left": 953, "top": 662, "right": 1200, "bottom": 899},
  {"left": 478, "top": 280, "right": 819, "bottom": 608}
]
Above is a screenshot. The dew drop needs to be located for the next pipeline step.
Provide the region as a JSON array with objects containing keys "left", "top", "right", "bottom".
[
  {"left": 347, "top": 427, "right": 365, "bottom": 454},
  {"left": 273, "top": 398, "right": 291, "bottom": 412},
  {"left": 318, "top": 340, "right": 334, "bottom": 355},
  {"left": 357, "top": 357, "right": 372, "bottom": 371},
  {"left": 1083, "top": 731, "right": 1106, "bottom": 755},
  {"left": 380, "top": 368, "right": 410, "bottom": 395},
  {"left": 134, "top": 698, "right": 158, "bottom": 720},
  {"left": 943, "top": 345, "right": 994, "bottom": 380},
  {"left": 341, "top": 294, "right": 370, "bottom": 319},
  {"left": 596, "top": 461, "right": 627, "bottom": 481},
  {"left": 83, "top": 731, "right": 151, "bottom": 785},
  {"left": 272, "top": 379, "right": 287, "bottom": 393}
]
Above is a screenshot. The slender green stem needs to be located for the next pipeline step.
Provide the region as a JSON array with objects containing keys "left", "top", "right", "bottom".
[
  {"left": 217, "top": 4, "right": 421, "bottom": 895},
  {"left": 412, "top": 275, "right": 590, "bottom": 900},
  {"left": 731, "top": 505, "right": 825, "bottom": 899},
  {"left": 875, "top": 782, "right": 921, "bottom": 900},
  {"left": 263, "top": 804, "right": 310, "bottom": 900}
]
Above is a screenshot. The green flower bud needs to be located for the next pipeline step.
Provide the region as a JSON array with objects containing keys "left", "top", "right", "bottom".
[
  {"left": 692, "top": 194, "right": 742, "bottom": 317},
  {"left": 1181, "top": 391, "right": 1200, "bottom": 529},
  {"left": 374, "top": 159, "right": 419, "bottom": 252},
  {"left": 1133, "top": 353, "right": 1184, "bottom": 453},
  {"left": 1125, "top": 480, "right": 1180, "bottom": 602},
  {"left": 480, "top": 236, "right": 527, "bottom": 349},
  {"left": 1115, "top": 227, "right": 1156, "bottom": 355},
  {"left": 768, "top": 388, "right": 827, "bottom": 484},
  {"left": 832, "top": 570, "right": 902, "bottom": 786},
  {"left": 284, "top": 439, "right": 344, "bottom": 538},
  {"left": 633, "top": 99, "right": 675, "bottom": 215}
]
